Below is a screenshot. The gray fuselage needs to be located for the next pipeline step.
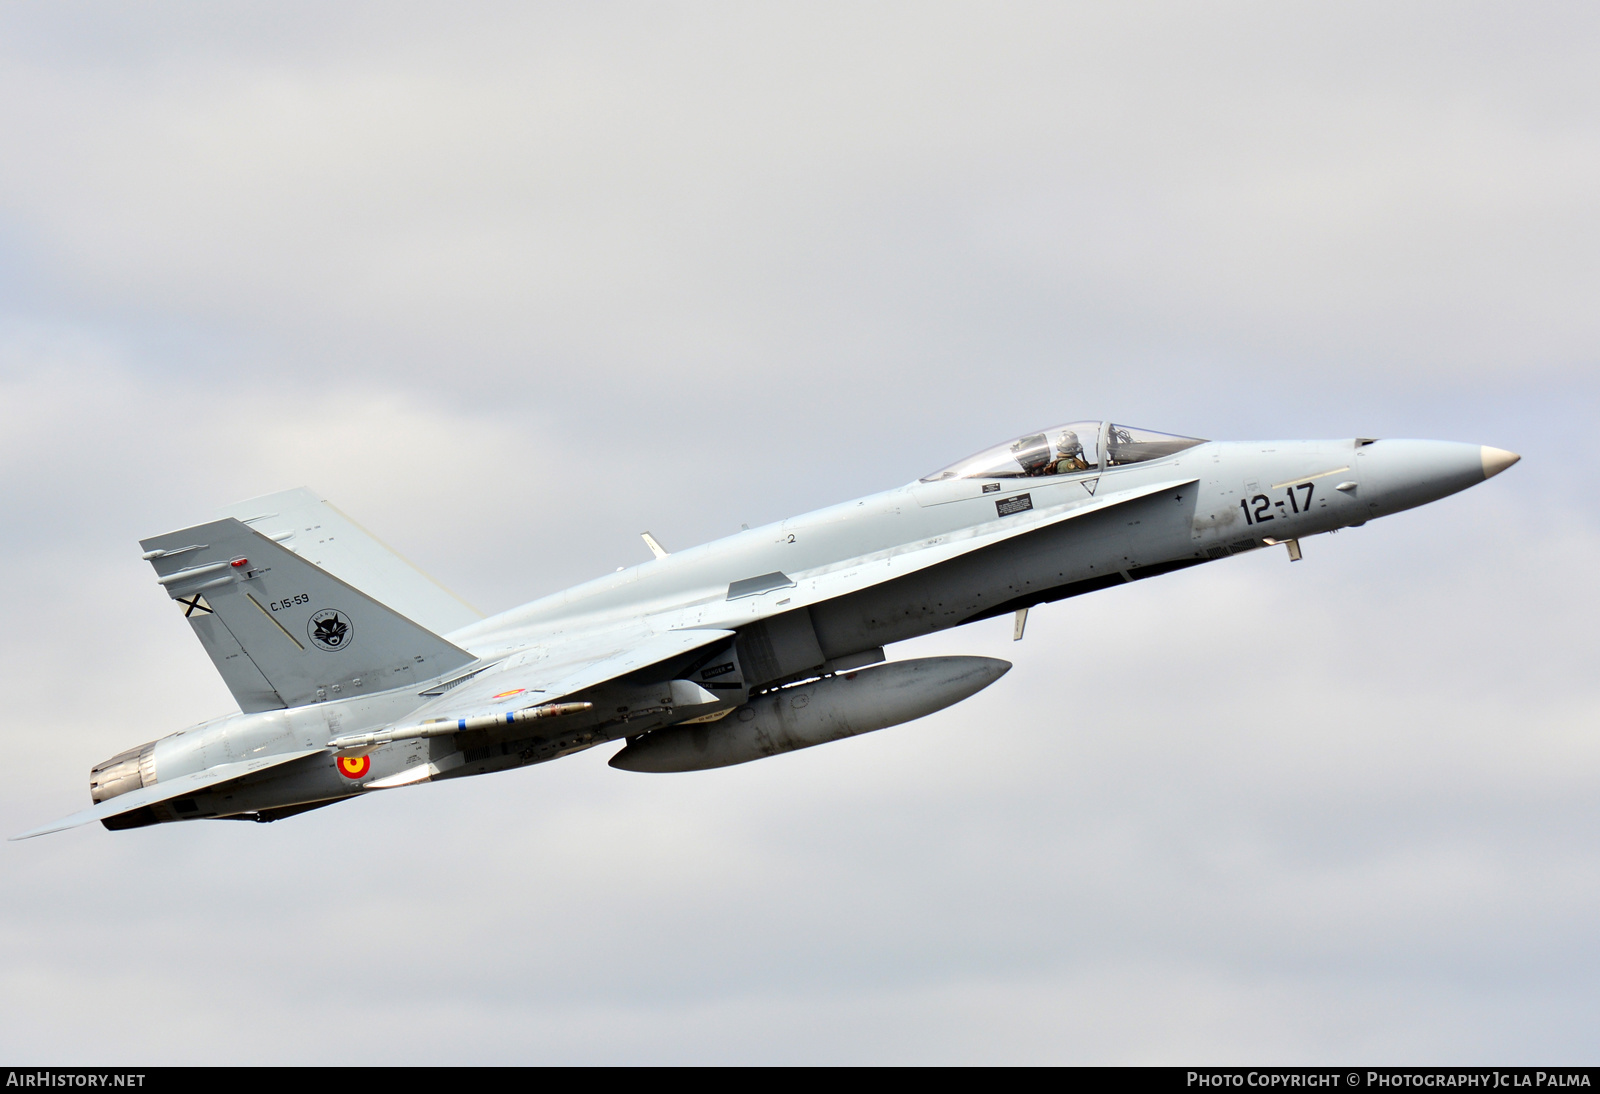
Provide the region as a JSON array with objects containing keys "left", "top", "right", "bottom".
[{"left": 91, "top": 435, "right": 1505, "bottom": 828}]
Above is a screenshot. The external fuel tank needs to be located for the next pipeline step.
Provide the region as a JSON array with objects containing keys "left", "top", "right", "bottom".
[{"left": 609, "top": 656, "right": 1011, "bottom": 773}]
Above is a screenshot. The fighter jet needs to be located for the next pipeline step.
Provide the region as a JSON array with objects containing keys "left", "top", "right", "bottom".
[{"left": 14, "top": 423, "right": 1519, "bottom": 838}]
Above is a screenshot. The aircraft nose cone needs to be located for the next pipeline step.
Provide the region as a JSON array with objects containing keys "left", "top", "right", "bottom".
[
  {"left": 1480, "top": 446, "right": 1521, "bottom": 479},
  {"left": 1356, "top": 439, "right": 1500, "bottom": 520}
]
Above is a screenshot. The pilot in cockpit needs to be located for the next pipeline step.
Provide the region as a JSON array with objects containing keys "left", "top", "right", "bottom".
[{"left": 1046, "top": 429, "right": 1090, "bottom": 474}]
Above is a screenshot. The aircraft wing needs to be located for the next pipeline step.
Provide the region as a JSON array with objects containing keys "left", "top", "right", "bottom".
[
  {"left": 379, "top": 478, "right": 1197, "bottom": 717},
  {"left": 10, "top": 748, "right": 327, "bottom": 840},
  {"left": 704, "top": 475, "right": 1200, "bottom": 628},
  {"left": 409, "top": 626, "right": 737, "bottom": 721}
]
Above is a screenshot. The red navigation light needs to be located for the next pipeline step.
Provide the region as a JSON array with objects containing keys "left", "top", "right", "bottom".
[{"left": 230, "top": 557, "right": 248, "bottom": 568}]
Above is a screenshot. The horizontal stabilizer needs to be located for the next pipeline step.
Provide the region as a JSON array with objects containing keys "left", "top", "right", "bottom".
[{"left": 11, "top": 748, "right": 326, "bottom": 840}]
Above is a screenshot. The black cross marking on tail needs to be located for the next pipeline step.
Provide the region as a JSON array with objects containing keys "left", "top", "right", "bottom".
[{"left": 179, "top": 595, "right": 212, "bottom": 617}]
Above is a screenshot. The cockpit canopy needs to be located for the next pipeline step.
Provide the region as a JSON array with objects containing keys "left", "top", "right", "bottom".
[{"left": 920, "top": 422, "right": 1206, "bottom": 482}]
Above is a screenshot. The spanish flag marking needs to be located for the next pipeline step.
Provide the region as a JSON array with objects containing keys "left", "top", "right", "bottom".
[
  {"left": 492, "top": 688, "right": 526, "bottom": 700},
  {"left": 337, "top": 754, "right": 371, "bottom": 780}
]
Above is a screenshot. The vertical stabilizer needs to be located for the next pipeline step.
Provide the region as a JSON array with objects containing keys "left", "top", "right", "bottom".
[
  {"left": 141, "top": 518, "right": 476, "bottom": 711},
  {"left": 214, "top": 488, "right": 482, "bottom": 636}
]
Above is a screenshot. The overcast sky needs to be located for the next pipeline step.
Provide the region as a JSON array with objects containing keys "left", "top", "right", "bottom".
[{"left": 1, "top": 1, "right": 1596, "bottom": 1064}]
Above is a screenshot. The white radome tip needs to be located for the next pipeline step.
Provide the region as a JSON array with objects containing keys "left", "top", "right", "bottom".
[{"left": 1480, "top": 447, "right": 1521, "bottom": 479}]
